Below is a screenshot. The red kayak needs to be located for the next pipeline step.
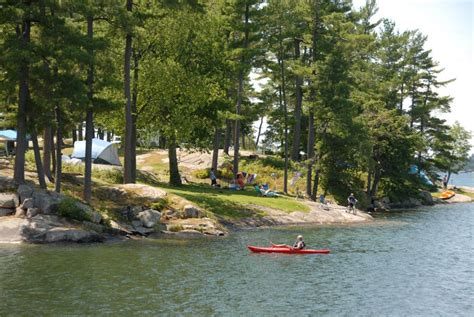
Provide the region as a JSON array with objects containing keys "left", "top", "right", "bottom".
[{"left": 248, "top": 245, "right": 330, "bottom": 254}]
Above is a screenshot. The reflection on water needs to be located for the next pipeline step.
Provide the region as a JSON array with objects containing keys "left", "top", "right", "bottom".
[{"left": 1, "top": 204, "right": 473, "bottom": 316}]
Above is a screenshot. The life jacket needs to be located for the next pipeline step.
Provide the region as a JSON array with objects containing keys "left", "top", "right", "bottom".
[{"left": 293, "top": 241, "right": 306, "bottom": 249}]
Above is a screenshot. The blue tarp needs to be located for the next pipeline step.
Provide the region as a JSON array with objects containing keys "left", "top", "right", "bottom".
[
  {"left": 409, "top": 165, "right": 434, "bottom": 186},
  {"left": 0, "top": 130, "right": 17, "bottom": 140}
]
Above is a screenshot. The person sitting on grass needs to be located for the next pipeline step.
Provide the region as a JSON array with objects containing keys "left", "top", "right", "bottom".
[
  {"left": 236, "top": 172, "right": 245, "bottom": 190},
  {"left": 273, "top": 235, "right": 306, "bottom": 250},
  {"left": 255, "top": 184, "right": 278, "bottom": 197}
]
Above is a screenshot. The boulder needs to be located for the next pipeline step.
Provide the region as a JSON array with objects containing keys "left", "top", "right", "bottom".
[
  {"left": 0, "top": 176, "right": 15, "bottom": 192},
  {"left": 132, "top": 220, "right": 142, "bottom": 228},
  {"left": 74, "top": 201, "right": 101, "bottom": 224},
  {"left": 26, "top": 208, "right": 40, "bottom": 218},
  {"left": 33, "top": 190, "right": 60, "bottom": 214},
  {"left": 20, "top": 215, "right": 104, "bottom": 243},
  {"left": 419, "top": 191, "right": 434, "bottom": 206},
  {"left": 18, "top": 184, "right": 34, "bottom": 203},
  {"left": 182, "top": 205, "right": 201, "bottom": 218},
  {"left": 137, "top": 209, "right": 161, "bottom": 228},
  {"left": 0, "top": 208, "right": 14, "bottom": 217},
  {"left": 132, "top": 225, "right": 155, "bottom": 236},
  {"left": 21, "top": 198, "right": 34, "bottom": 210},
  {"left": 89, "top": 211, "right": 102, "bottom": 224},
  {"left": 0, "top": 193, "right": 19, "bottom": 209},
  {"left": 0, "top": 158, "right": 9, "bottom": 166},
  {"left": 131, "top": 206, "right": 143, "bottom": 216},
  {"left": 119, "top": 183, "right": 167, "bottom": 202},
  {"left": 96, "top": 186, "right": 127, "bottom": 201},
  {"left": 109, "top": 220, "right": 134, "bottom": 235}
]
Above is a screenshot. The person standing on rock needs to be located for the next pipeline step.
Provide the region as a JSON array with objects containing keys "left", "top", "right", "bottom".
[
  {"left": 347, "top": 193, "right": 357, "bottom": 214},
  {"left": 210, "top": 168, "right": 217, "bottom": 187}
]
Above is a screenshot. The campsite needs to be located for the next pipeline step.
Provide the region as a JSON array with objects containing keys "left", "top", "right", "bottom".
[{"left": 0, "top": 1, "right": 473, "bottom": 316}]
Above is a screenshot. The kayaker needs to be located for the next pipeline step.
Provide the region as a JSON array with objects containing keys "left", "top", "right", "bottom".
[
  {"left": 293, "top": 235, "right": 306, "bottom": 250},
  {"left": 273, "top": 235, "right": 306, "bottom": 250}
]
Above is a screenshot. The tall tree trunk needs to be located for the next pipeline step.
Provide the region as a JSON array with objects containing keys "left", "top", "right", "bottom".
[
  {"left": 311, "top": 168, "right": 320, "bottom": 201},
  {"left": 370, "top": 166, "right": 381, "bottom": 198},
  {"left": 51, "top": 127, "right": 56, "bottom": 177},
  {"left": 306, "top": 1, "right": 319, "bottom": 199},
  {"left": 78, "top": 122, "right": 83, "bottom": 141},
  {"left": 224, "top": 119, "right": 232, "bottom": 155},
  {"left": 241, "top": 133, "right": 245, "bottom": 150},
  {"left": 124, "top": 0, "right": 135, "bottom": 184},
  {"left": 212, "top": 128, "right": 220, "bottom": 170},
  {"left": 54, "top": 103, "right": 62, "bottom": 193},
  {"left": 168, "top": 140, "right": 182, "bottom": 186},
  {"left": 306, "top": 111, "right": 315, "bottom": 197},
  {"left": 106, "top": 131, "right": 112, "bottom": 142},
  {"left": 72, "top": 128, "right": 77, "bottom": 143},
  {"left": 278, "top": 38, "right": 289, "bottom": 194},
  {"left": 14, "top": 12, "right": 31, "bottom": 185},
  {"left": 43, "top": 127, "right": 53, "bottom": 181},
  {"left": 255, "top": 116, "right": 264, "bottom": 149},
  {"left": 291, "top": 38, "right": 303, "bottom": 161},
  {"left": 233, "top": 3, "right": 250, "bottom": 177},
  {"left": 31, "top": 129, "right": 47, "bottom": 189},
  {"left": 84, "top": 15, "right": 94, "bottom": 203},
  {"left": 131, "top": 48, "right": 139, "bottom": 181}
]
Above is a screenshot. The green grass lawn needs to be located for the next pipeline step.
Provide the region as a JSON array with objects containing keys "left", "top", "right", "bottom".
[{"left": 158, "top": 183, "right": 310, "bottom": 219}]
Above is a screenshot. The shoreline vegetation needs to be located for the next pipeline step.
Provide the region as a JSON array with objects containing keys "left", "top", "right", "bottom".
[
  {"left": 0, "top": 1, "right": 472, "bottom": 245},
  {"left": 1, "top": 150, "right": 472, "bottom": 245}
]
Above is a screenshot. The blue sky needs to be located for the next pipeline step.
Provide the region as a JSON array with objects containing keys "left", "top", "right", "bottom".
[{"left": 353, "top": 0, "right": 473, "bottom": 150}]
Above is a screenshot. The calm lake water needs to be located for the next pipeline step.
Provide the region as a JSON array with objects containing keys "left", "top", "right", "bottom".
[
  {"left": 450, "top": 172, "right": 474, "bottom": 187},
  {"left": 1, "top": 203, "right": 473, "bottom": 316}
]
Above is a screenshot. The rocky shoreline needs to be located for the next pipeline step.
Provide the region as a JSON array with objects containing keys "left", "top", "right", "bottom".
[
  {"left": 0, "top": 175, "right": 375, "bottom": 244},
  {"left": 6, "top": 176, "right": 470, "bottom": 245}
]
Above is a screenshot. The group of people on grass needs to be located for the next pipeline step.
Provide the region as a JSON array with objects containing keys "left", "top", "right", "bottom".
[
  {"left": 210, "top": 167, "right": 359, "bottom": 209},
  {"left": 209, "top": 167, "right": 274, "bottom": 195}
]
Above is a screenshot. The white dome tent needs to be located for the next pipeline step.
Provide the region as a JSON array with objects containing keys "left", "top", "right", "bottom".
[{"left": 71, "top": 138, "right": 121, "bottom": 166}]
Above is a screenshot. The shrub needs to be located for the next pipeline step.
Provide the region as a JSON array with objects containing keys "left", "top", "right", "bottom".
[
  {"left": 57, "top": 197, "right": 91, "bottom": 222},
  {"left": 168, "top": 224, "right": 184, "bottom": 232},
  {"left": 193, "top": 169, "right": 210, "bottom": 179},
  {"left": 94, "top": 168, "right": 123, "bottom": 184},
  {"left": 149, "top": 197, "right": 169, "bottom": 211}
]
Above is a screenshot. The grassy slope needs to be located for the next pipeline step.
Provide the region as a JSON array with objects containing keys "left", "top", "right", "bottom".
[{"left": 159, "top": 183, "right": 310, "bottom": 219}]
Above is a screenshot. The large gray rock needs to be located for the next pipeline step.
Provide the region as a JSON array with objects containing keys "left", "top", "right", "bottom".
[
  {"left": 32, "top": 190, "right": 60, "bottom": 214},
  {"left": 182, "top": 205, "right": 201, "bottom": 218},
  {"left": 18, "top": 184, "right": 34, "bottom": 203},
  {"left": 0, "top": 158, "right": 10, "bottom": 166},
  {"left": 74, "top": 201, "right": 101, "bottom": 224},
  {"left": 137, "top": 209, "right": 161, "bottom": 228},
  {"left": 0, "top": 208, "right": 14, "bottom": 217},
  {"left": 0, "top": 176, "right": 15, "bottom": 192},
  {"left": 0, "top": 193, "right": 19, "bottom": 209},
  {"left": 26, "top": 208, "right": 40, "bottom": 218},
  {"left": 132, "top": 225, "right": 155, "bottom": 236},
  {"left": 20, "top": 215, "right": 104, "bottom": 243},
  {"left": 419, "top": 191, "right": 434, "bottom": 206},
  {"left": 109, "top": 220, "right": 134, "bottom": 235},
  {"left": 119, "top": 184, "right": 167, "bottom": 202}
]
